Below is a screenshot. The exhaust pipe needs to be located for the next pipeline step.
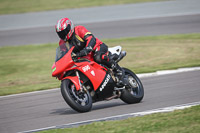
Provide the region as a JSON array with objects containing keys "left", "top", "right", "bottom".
[{"left": 116, "top": 51, "right": 126, "bottom": 63}]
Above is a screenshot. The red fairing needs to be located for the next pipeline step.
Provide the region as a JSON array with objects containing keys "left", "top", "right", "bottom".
[
  {"left": 76, "top": 61, "right": 106, "bottom": 91},
  {"left": 52, "top": 46, "right": 107, "bottom": 91},
  {"left": 52, "top": 48, "right": 74, "bottom": 77}
]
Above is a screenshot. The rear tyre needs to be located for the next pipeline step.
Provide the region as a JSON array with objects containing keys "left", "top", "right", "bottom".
[
  {"left": 120, "top": 68, "right": 144, "bottom": 104},
  {"left": 61, "top": 79, "right": 92, "bottom": 113}
]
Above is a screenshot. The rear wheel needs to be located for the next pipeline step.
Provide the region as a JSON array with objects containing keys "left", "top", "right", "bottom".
[
  {"left": 61, "top": 79, "right": 92, "bottom": 113},
  {"left": 120, "top": 68, "right": 144, "bottom": 104}
]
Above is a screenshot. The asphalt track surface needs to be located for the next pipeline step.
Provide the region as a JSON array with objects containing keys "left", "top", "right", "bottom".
[
  {"left": 1, "top": 0, "right": 200, "bottom": 46},
  {"left": 0, "top": 70, "right": 200, "bottom": 133},
  {"left": 1, "top": 14, "right": 200, "bottom": 46}
]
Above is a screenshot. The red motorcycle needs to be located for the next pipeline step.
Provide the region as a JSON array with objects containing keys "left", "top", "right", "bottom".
[{"left": 52, "top": 43, "right": 144, "bottom": 112}]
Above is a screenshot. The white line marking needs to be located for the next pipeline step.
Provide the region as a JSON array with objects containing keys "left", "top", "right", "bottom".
[
  {"left": 137, "top": 67, "right": 200, "bottom": 78},
  {"left": 0, "top": 88, "right": 59, "bottom": 99},
  {"left": 20, "top": 101, "right": 200, "bottom": 133},
  {"left": 1, "top": 67, "right": 200, "bottom": 99}
]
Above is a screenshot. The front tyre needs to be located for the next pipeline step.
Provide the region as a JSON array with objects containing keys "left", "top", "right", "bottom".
[
  {"left": 61, "top": 79, "right": 92, "bottom": 113},
  {"left": 120, "top": 68, "right": 144, "bottom": 104}
]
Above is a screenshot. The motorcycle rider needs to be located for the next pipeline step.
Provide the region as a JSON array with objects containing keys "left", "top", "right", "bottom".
[{"left": 55, "top": 18, "right": 124, "bottom": 85}]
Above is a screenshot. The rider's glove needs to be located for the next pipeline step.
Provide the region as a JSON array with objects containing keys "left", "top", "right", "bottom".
[{"left": 76, "top": 46, "right": 93, "bottom": 57}]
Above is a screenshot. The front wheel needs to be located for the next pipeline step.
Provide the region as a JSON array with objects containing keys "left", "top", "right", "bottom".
[
  {"left": 61, "top": 79, "right": 92, "bottom": 113},
  {"left": 120, "top": 68, "right": 144, "bottom": 104}
]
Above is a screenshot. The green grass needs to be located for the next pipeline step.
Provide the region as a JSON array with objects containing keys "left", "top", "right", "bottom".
[
  {"left": 0, "top": 33, "right": 200, "bottom": 96},
  {"left": 0, "top": 0, "right": 167, "bottom": 15},
  {"left": 0, "top": 44, "right": 59, "bottom": 95},
  {"left": 106, "top": 33, "right": 200, "bottom": 73},
  {"left": 38, "top": 105, "right": 200, "bottom": 133}
]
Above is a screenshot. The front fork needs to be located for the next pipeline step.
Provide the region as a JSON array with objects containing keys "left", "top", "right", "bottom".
[
  {"left": 62, "top": 70, "right": 83, "bottom": 91},
  {"left": 76, "top": 71, "right": 82, "bottom": 90},
  {"left": 75, "top": 71, "right": 87, "bottom": 92}
]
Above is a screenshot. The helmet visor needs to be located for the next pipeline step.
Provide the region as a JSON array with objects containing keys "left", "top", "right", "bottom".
[{"left": 57, "top": 25, "right": 70, "bottom": 41}]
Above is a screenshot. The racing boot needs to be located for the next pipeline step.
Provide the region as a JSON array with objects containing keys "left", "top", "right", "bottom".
[{"left": 101, "top": 54, "right": 125, "bottom": 86}]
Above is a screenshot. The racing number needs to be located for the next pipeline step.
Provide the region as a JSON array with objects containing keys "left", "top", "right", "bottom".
[{"left": 82, "top": 65, "right": 90, "bottom": 72}]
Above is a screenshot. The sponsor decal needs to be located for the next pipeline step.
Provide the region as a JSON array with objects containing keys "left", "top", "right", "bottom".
[
  {"left": 91, "top": 70, "right": 95, "bottom": 76},
  {"left": 100, "top": 74, "right": 111, "bottom": 91},
  {"left": 82, "top": 65, "right": 90, "bottom": 72},
  {"left": 52, "top": 67, "right": 56, "bottom": 72}
]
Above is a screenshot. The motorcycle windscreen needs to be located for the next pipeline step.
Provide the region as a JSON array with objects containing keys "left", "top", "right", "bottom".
[
  {"left": 52, "top": 45, "right": 74, "bottom": 77},
  {"left": 55, "top": 43, "right": 69, "bottom": 62}
]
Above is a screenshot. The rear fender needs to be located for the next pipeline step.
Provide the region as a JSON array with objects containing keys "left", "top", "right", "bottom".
[{"left": 63, "top": 76, "right": 80, "bottom": 91}]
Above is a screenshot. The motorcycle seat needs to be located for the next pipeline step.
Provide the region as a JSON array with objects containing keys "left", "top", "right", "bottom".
[{"left": 108, "top": 46, "right": 121, "bottom": 55}]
